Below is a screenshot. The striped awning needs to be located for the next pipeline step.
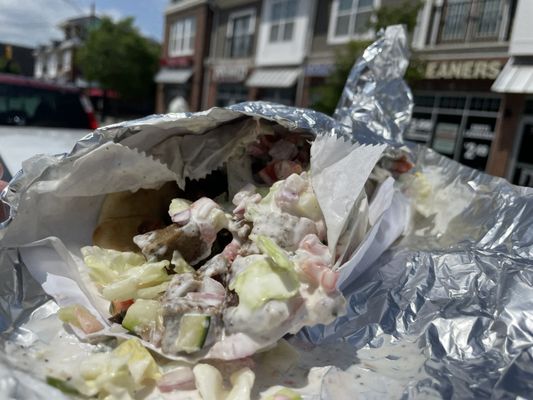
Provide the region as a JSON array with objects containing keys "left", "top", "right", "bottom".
[
  {"left": 154, "top": 68, "right": 193, "bottom": 84},
  {"left": 246, "top": 68, "right": 301, "bottom": 88},
  {"left": 492, "top": 58, "right": 533, "bottom": 93}
]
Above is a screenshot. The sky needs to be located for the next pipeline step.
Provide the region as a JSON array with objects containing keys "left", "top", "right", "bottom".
[{"left": 0, "top": 0, "right": 168, "bottom": 48}]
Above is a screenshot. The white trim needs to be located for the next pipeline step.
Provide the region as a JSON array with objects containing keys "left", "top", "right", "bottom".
[
  {"left": 327, "top": 0, "right": 376, "bottom": 45},
  {"left": 165, "top": 0, "right": 207, "bottom": 15},
  {"left": 412, "top": 0, "right": 433, "bottom": 50},
  {"left": 226, "top": 8, "right": 256, "bottom": 38}
]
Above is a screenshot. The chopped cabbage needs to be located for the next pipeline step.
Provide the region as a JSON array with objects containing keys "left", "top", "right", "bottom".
[
  {"left": 229, "top": 256, "right": 298, "bottom": 309},
  {"left": 98, "top": 259, "right": 171, "bottom": 301},
  {"left": 78, "top": 339, "right": 160, "bottom": 399},
  {"left": 81, "top": 246, "right": 145, "bottom": 286}
]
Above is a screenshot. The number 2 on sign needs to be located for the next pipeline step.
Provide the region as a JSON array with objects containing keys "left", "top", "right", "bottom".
[{"left": 464, "top": 142, "right": 489, "bottom": 160}]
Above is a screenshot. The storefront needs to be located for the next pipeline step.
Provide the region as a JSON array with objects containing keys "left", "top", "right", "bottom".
[
  {"left": 409, "top": 58, "right": 507, "bottom": 172},
  {"left": 210, "top": 64, "right": 249, "bottom": 107},
  {"left": 245, "top": 68, "right": 301, "bottom": 106},
  {"left": 155, "top": 68, "right": 193, "bottom": 112}
]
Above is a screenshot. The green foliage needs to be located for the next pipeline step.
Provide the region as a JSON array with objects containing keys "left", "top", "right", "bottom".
[
  {"left": 77, "top": 17, "right": 160, "bottom": 100},
  {"left": 374, "top": 1, "right": 424, "bottom": 33},
  {"left": 311, "top": 1, "right": 424, "bottom": 115},
  {"left": 0, "top": 58, "right": 21, "bottom": 74},
  {"left": 311, "top": 41, "right": 371, "bottom": 115}
]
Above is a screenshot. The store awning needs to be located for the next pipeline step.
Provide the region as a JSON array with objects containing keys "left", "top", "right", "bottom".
[
  {"left": 246, "top": 68, "right": 301, "bottom": 88},
  {"left": 154, "top": 68, "right": 193, "bottom": 84},
  {"left": 492, "top": 58, "right": 533, "bottom": 93}
]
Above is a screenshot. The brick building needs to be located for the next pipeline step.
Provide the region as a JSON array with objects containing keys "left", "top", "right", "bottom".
[
  {"left": 155, "top": 0, "right": 533, "bottom": 185},
  {"left": 155, "top": 0, "right": 212, "bottom": 113}
]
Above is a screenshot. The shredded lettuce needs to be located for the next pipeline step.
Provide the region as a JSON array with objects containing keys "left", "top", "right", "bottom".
[
  {"left": 101, "top": 260, "right": 171, "bottom": 301},
  {"left": 78, "top": 339, "right": 160, "bottom": 398},
  {"left": 81, "top": 246, "right": 145, "bottom": 286}
]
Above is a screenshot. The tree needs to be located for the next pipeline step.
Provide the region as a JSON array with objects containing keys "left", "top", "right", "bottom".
[
  {"left": 0, "top": 57, "right": 21, "bottom": 74},
  {"left": 311, "top": 1, "right": 424, "bottom": 115},
  {"left": 77, "top": 17, "right": 160, "bottom": 101}
]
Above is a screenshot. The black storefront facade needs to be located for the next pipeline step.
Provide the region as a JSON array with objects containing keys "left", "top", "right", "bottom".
[{"left": 408, "top": 58, "right": 509, "bottom": 174}]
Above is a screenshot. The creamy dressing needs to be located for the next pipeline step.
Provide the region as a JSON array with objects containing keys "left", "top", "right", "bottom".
[{"left": 6, "top": 312, "right": 430, "bottom": 400}]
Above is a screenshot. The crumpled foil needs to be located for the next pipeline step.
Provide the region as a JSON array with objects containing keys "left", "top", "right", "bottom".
[{"left": 1, "top": 24, "right": 532, "bottom": 399}]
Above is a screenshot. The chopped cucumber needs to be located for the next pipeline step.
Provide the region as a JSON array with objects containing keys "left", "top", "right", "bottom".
[
  {"left": 256, "top": 235, "right": 293, "bottom": 271},
  {"left": 175, "top": 314, "right": 211, "bottom": 353},
  {"left": 122, "top": 299, "right": 162, "bottom": 334}
]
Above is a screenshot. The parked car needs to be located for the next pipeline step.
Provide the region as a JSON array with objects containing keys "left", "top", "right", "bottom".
[{"left": 0, "top": 73, "right": 98, "bottom": 177}]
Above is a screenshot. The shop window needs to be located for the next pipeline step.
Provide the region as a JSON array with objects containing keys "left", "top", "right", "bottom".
[
  {"left": 433, "top": 115, "right": 461, "bottom": 156},
  {"left": 413, "top": 95, "right": 436, "bottom": 109},
  {"left": 459, "top": 116, "right": 496, "bottom": 170},
  {"left": 438, "top": 96, "right": 466, "bottom": 110},
  {"left": 439, "top": 0, "right": 509, "bottom": 43},
  {"left": 328, "top": 0, "right": 374, "bottom": 43},
  {"left": 216, "top": 84, "right": 249, "bottom": 107},
  {"left": 413, "top": 92, "right": 501, "bottom": 172},
  {"left": 269, "top": 0, "right": 297, "bottom": 43},
  {"left": 226, "top": 10, "right": 255, "bottom": 58},
  {"left": 469, "top": 96, "right": 500, "bottom": 112},
  {"left": 169, "top": 17, "right": 196, "bottom": 57},
  {"left": 258, "top": 87, "right": 295, "bottom": 106},
  {"left": 406, "top": 113, "right": 432, "bottom": 143}
]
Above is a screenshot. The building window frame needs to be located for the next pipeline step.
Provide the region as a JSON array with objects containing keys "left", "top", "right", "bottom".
[
  {"left": 437, "top": 0, "right": 512, "bottom": 44},
  {"left": 327, "top": 0, "right": 377, "bottom": 45},
  {"left": 168, "top": 16, "right": 196, "bottom": 57},
  {"left": 268, "top": 0, "right": 298, "bottom": 43},
  {"left": 225, "top": 8, "right": 256, "bottom": 58}
]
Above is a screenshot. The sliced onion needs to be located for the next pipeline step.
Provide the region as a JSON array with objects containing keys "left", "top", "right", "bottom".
[
  {"left": 171, "top": 209, "right": 191, "bottom": 225},
  {"left": 157, "top": 367, "right": 196, "bottom": 392}
]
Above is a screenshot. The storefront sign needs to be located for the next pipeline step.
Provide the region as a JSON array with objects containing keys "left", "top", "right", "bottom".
[
  {"left": 433, "top": 122, "right": 459, "bottom": 155},
  {"left": 305, "top": 63, "right": 334, "bottom": 77},
  {"left": 406, "top": 117, "right": 433, "bottom": 142},
  {"left": 213, "top": 65, "right": 248, "bottom": 83},
  {"left": 161, "top": 56, "right": 193, "bottom": 68},
  {"left": 425, "top": 60, "right": 503, "bottom": 80},
  {"left": 464, "top": 123, "right": 494, "bottom": 140}
]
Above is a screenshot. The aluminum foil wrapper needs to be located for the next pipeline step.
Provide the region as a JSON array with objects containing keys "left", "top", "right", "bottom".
[{"left": 0, "top": 25, "right": 532, "bottom": 399}]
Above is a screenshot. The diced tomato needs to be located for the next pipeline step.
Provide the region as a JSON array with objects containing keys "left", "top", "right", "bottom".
[{"left": 110, "top": 299, "right": 134, "bottom": 315}]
